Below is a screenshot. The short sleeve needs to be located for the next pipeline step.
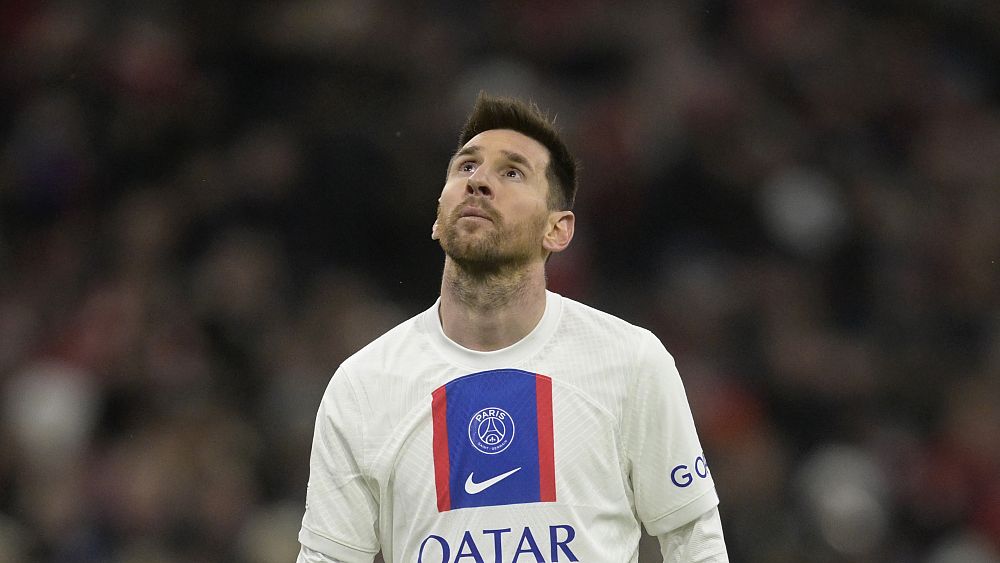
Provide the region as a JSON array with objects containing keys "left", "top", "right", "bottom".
[
  {"left": 299, "top": 367, "right": 380, "bottom": 562},
  {"left": 624, "top": 331, "right": 719, "bottom": 536}
]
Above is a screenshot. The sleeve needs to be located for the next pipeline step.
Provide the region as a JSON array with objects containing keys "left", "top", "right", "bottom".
[
  {"left": 657, "top": 506, "right": 729, "bottom": 562},
  {"left": 624, "top": 330, "right": 720, "bottom": 536},
  {"left": 298, "top": 366, "right": 381, "bottom": 562}
]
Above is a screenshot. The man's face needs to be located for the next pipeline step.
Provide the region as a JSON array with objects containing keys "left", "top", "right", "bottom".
[{"left": 433, "top": 129, "right": 554, "bottom": 271}]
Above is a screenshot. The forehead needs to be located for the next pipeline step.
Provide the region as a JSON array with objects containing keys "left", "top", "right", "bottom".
[{"left": 461, "top": 129, "right": 550, "bottom": 169}]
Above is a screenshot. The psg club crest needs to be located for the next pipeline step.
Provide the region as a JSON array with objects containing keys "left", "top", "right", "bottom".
[
  {"left": 469, "top": 407, "right": 514, "bottom": 454},
  {"left": 431, "top": 369, "right": 556, "bottom": 512}
]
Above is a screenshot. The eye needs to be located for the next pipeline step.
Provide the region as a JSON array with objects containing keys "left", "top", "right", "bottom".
[
  {"left": 504, "top": 168, "right": 524, "bottom": 180},
  {"left": 457, "top": 160, "right": 477, "bottom": 173}
]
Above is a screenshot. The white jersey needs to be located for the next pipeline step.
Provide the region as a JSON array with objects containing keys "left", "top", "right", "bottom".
[{"left": 299, "top": 291, "right": 720, "bottom": 562}]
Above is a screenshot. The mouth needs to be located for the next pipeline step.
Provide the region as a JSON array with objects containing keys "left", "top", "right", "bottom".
[{"left": 458, "top": 205, "right": 494, "bottom": 222}]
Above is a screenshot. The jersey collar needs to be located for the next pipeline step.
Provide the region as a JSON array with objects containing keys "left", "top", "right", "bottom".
[{"left": 423, "top": 290, "right": 563, "bottom": 371}]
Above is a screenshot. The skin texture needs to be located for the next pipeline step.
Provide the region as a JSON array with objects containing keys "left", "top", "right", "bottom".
[{"left": 432, "top": 129, "right": 575, "bottom": 352}]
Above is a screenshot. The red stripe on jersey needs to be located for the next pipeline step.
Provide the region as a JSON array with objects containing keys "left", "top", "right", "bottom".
[
  {"left": 431, "top": 385, "right": 451, "bottom": 512},
  {"left": 536, "top": 374, "right": 556, "bottom": 502}
]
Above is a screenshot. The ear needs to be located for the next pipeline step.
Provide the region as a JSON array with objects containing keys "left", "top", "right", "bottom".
[
  {"left": 542, "top": 211, "right": 575, "bottom": 254},
  {"left": 431, "top": 196, "right": 444, "bottom": 240}
]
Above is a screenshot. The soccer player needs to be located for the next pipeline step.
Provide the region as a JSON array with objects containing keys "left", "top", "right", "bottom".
[{"left": 297, "top": 94, "right": 729, "bottom": 562}]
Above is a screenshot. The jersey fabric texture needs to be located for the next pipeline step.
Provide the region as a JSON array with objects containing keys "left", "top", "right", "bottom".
[{"left": 299, "top": 291, "right": 720, "bottom": 562}]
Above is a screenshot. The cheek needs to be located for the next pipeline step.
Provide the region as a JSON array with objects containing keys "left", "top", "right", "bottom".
[
  {"left": 514, "top": 199, "right": 549, "bottom": 223},
  {"left": 438, "top": 180, "right": 466, "bottom": 206},
  {"left": 505, "top": 205, "right": 548, "bottom": 239}
]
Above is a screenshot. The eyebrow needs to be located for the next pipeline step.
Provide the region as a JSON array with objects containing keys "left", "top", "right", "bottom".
[
  {"left": 501, "top": 150, "right": 534, "bottom": 172},
  {"left": 450, "top": 145, "right": 536, "bottom": 173},
  {"left": 450, "top": 145, "right": 480, "bottom": 166}
]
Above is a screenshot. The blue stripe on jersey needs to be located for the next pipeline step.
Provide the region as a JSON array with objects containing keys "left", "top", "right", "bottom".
[{"left": 437, "top": 369, "right": 546, "bottom": 510}]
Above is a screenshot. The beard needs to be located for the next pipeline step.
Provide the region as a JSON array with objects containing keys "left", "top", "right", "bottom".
[{"left": 437, "top": 200, "right": 545, "bottom": 275}]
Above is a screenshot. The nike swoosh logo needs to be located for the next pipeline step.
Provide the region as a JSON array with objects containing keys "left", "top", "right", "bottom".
[{"left": 464, "top": 467, "right": 522, "bottom": 495}]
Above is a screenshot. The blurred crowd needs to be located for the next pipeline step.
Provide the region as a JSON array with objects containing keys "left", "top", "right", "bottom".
[{"left": 1, "top": 1, "right": 999, "bottom": 562}]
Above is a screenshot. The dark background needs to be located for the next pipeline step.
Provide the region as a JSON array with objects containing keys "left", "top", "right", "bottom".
[{"left": 1, "top": 1, "right": 998, "bottom": 561}]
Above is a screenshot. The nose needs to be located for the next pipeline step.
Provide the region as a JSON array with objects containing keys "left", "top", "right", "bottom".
[{"left": 466, "top": 171, "right": 493, "bottom": 199}]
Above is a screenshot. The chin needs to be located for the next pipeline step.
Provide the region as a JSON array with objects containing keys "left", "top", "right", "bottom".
[
  {"left": 444, "top": 243, "right": 503, "bottom": 266},
  {"left": 440, "top": 222, "right": 537, "bottom": 271}
]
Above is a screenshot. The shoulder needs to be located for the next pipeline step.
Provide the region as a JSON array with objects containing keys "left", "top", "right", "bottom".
[
  {"left": 557, "top": 293, "right": 660, "bottom": 348},
  {"left": 315, "top": 306, "right": 432, "bottom": 427},
  {"left": 555, "top": 294, "right": 678, "bottom": 391},
  {"left": 339, "top": 307, "right": 429, "bottom": 377}
]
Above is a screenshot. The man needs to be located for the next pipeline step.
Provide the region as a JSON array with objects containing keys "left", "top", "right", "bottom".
[{"left": 297, "top": 94, "right": 728, "bottom": 562}]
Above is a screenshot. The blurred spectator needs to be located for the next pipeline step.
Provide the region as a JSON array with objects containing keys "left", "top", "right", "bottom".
[{"left": 1, "top": 1, "right": 998, "bottom": 561}]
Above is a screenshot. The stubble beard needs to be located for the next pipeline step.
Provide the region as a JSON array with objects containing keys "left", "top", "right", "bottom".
[{"left": 437, "top": 202, "right": 543, "bottom": 278}]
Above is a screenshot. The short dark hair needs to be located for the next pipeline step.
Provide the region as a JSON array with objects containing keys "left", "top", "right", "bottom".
[{"left": 457, "top": 92, "right": 578, "bottom": 211}]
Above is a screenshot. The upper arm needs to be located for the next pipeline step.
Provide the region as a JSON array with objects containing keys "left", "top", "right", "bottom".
[
  {"left": 657, "top": 506, "right": 729, "bottom": 562},
  {"left": 298, "top": 367, "right": 381, "bottom": 561},
  {"left": 624, "top": 331, "right": 720, "bottom": 534}
]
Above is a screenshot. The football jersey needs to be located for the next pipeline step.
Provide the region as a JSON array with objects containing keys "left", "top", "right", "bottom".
[{"left": 299, "top": 291, "right": 719, "bottom": 562}]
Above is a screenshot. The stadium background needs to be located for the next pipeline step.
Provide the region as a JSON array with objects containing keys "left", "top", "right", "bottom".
[{"left": 1, "top": 1, "right": 999, "bottom": 561}]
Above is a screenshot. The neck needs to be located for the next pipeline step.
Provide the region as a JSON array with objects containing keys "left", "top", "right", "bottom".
[{"left": 438, "top": 258, "right": 548, "bottom": 352}]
